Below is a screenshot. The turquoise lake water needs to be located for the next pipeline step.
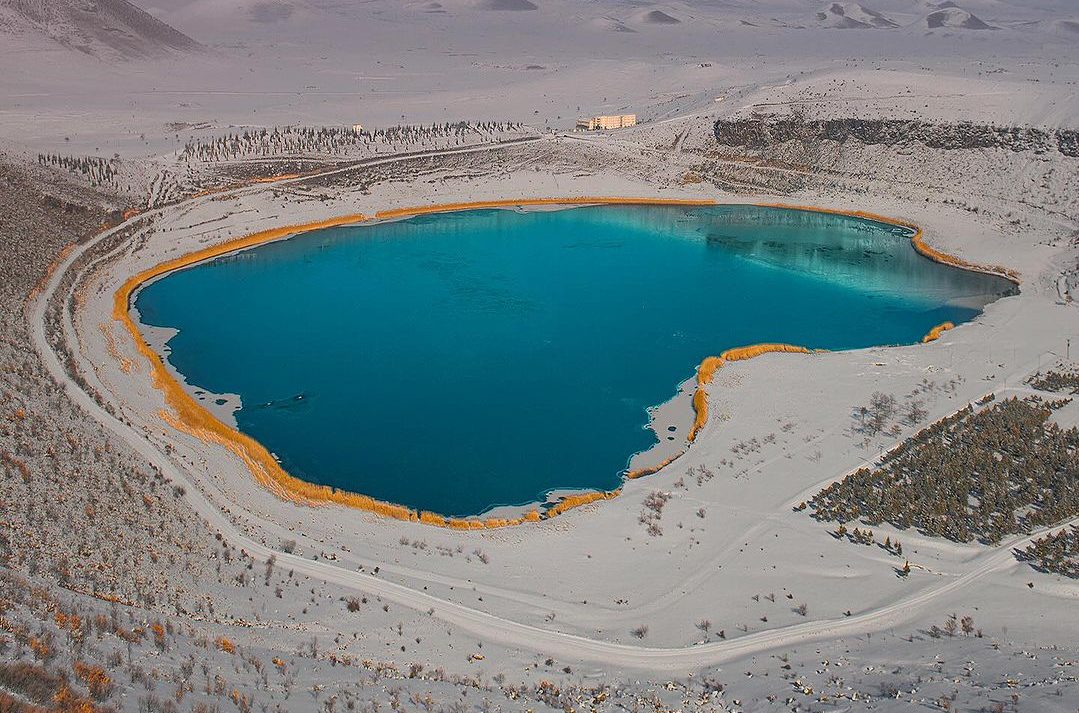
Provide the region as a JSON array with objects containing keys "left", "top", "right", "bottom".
[{"left": 134, "top": 205, "right": 1015, "bottom": 517}]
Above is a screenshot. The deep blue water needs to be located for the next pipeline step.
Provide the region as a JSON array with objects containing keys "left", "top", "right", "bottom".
[{"left": 135, "top": 205, "right": 1015, "bottom": 516}]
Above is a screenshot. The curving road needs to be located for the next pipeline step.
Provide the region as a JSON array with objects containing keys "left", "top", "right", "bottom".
[{"left": 30, "top": 144, "right": 1078, "bottom": 675}]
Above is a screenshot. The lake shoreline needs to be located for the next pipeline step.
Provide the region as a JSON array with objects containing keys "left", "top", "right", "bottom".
[{"left": 115, "top": 197, "right": 1019, "bottom": 525}]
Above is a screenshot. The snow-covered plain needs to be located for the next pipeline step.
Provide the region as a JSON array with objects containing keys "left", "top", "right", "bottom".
[{"left": 2, "top": 1, "right": 1078, "bottom": 710}]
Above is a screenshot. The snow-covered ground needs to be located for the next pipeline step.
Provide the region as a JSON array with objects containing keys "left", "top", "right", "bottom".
[{"left": 2, "top": 1, "right": 1078, "bottom": 710}]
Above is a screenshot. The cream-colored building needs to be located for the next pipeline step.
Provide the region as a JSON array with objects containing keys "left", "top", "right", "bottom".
[{"left": 576, "top": 114, "right": 637, "bottom": 131}]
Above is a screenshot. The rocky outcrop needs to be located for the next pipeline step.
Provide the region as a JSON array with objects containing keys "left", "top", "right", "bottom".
[{"left": 714, "top": 117, "right": 1079, "bottom": 157}]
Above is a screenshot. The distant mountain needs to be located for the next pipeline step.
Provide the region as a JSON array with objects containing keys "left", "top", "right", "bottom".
[
  {"left": 813, "top": 2, "right": 898, "bottom": 29},
  {"left": 621, "top": 7, "right": 683, "bottom": 27},
  {"left": 0, "top": 0, "right": 199, "bottom": 58},
  {"left": 639, "top": 9, "right": 680, "bottom": 25},
  {"left": 920, "top": 5, "right": 995, "bottom": 30}
]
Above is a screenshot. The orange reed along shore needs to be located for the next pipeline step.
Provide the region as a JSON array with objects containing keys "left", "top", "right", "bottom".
[
  {"left": 922, "top": 322, "right": 956, "bottom": 343},
  {"left": 110, "top": 198, "right": 1018, "bottom": 528}
]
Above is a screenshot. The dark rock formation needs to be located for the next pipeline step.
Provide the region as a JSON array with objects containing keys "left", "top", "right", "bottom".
[{"left": 714, "top": 116, "right": 1079, "bottom": 158}]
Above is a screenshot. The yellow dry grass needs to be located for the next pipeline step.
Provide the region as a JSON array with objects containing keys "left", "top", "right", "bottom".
[
  {"left": 922, "top": 321, "right": 955, "bottom": 343},
  {"left": 687, "top": 344, "right": 812, "bottom": 442},
  {"left": 625, "top": 452, "right": 684, "bottom": 480},
  {"left": 545, "top": 489, "right": 621, "bottom": 518}
]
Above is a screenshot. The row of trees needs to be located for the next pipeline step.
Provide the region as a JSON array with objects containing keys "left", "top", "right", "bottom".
[
  {"left": 810, "top": 397, "right": 1079, "bottom": 544},
  {"left": 179, "top": 122, "right": 529, "bottom": 162},
  {"left": 36, "top": 153, "right": 120, "bottom": 188}
]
